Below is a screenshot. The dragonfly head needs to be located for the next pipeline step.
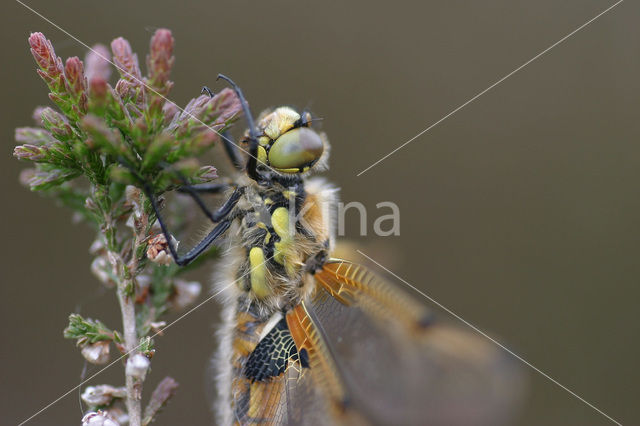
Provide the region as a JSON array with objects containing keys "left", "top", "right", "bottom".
[{"left": 249, "top": 107, "right": 328, "bottom": 176}]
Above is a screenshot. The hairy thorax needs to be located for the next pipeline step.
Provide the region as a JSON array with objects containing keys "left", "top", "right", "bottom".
[{"left": 218, "top": 175, "right": 337, "bottom": 318}]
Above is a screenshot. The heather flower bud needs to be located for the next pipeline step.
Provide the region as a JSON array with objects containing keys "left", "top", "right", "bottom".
[
  {"left": 13, "top": 144, "right": 48, "bottom": 161},
  {"left": 126, "top": 353, "right": 150, "bottom": 381},
  {"left": 28, "top": 32, "right": 63, "bottom": 80},
  {"left": 64, "top": 56, "right": 87, "bottom": 98},
  {"left": 81, "top": 115, "right": 122, "bottom": 153},
  {"left": 147, "top": 29, "right": 174, "bottom": 94},
  {"left": 18, "top": 169, "right": 36, "bottom": 187},
  {"left": 192, "top": 129, "right": 219, "bottom": 150},
  {"left": 114, "top": 78, "right": 134, "bottom": 100},
  {"left": 15, "top": 127, "right": 54, "bottom": 146},
  {"left": 195, "top": 165, "right": 218, "bottom": 183},
  {"left": 85, "top": 44, "right": 112, "bottom": 82},
  {"left": 23, "top": 169, "right": 78, "bottom": 190},
  {"left": 163, "top": 101, "right": 178, "bottom": 123},
  {"left": 40, "top": 107, "right": 73, "bottom": 138},
  {"left": 89, "top": 77, "right": 108, "bottom": 101},
  {"left": 111, "top": 37, "right": 141, "bottom": 84},
  {"left": 81, "top": 410, "right": 119, "bottom": 426},
  {"left": 31, "top": 106, "right": 46, "bottom": 125},
  {"left": 170, "top": 280, "right": 202, "bottom": 310},
  {"left": 81, "top": 340, "right": 111, "bottom": 365},
  {"left": 81, "top": 384, "right": 126, "bottom": 406}
]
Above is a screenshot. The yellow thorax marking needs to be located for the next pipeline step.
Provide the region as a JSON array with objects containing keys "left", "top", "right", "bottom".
[
  {"left": 272, "top": 207, "right": 293, "bottom": 272},
  {"left": 249, "top": 247, "right": 271, "bottom": 298},
  {"left": 256, "top": 222, "right": 271, "bottom": 244},
  {"left": 257, "top": 146, "right": 267, "bottom": 164}
]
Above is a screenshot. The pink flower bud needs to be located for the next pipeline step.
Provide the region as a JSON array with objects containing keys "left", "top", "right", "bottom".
[
  {"left": 15, "top": 127, "right": 55, "bottom": 146},
  {"left": 196, "top": 165, "right": 218, "bottom": 182},
  {"left": 147, "top": 29, "right": 174, "bottom": 93},
  {"left": 13, "top": 144, "right": 48, "bottom": 161},
  {"left": 163, "top": 101, "right": 178, "bottom": 123},
  {"left": 64, "top": 56, "right": 87, "bottom": 97},
  {"left": 28, "top": 32, "right": 63, "bottom": 78},
  {"left": 114, "top": 79, "right": 134, "bottom": 100},
  {"left": 18, "top": 168, "right": 36, "bottom": 187},
  {"left": 89, "top": 77, "right": 108, "bottom": 100},
  {"left": 110, "top": 37, "right": 141, "bottom": 84},
  {"left": 32, "top": 106, "right": 46, "bottom": 125},
  {"left": 84, "top": 44, "right": 112, "bottom": 83},
  {"left": 40, "top": 107, "right": 72, "bottom": 137}
]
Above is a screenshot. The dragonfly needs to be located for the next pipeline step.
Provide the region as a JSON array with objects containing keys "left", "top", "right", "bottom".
[{"left": 142, "top": 75, "right": 523, "bottom": 425}]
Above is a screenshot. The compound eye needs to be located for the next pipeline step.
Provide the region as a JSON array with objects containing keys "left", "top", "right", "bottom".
[{"left": 268, "top": 128, "right": 324, "bottom": 172}]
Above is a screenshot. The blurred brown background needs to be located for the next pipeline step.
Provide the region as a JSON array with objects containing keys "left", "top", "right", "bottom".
[{"left": 2, "top": 0, "right": 639, "bottom": 424}]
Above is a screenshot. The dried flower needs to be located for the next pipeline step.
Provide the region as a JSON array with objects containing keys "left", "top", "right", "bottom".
[
  {"left": 81, "top": 341, "right": 111, "bottom": 365},
  {"left": 142, "top": 377, "right": 179, "bottom": 425},
  {"left": 126, "top": 354, "right": 150, "bottom": 381},
  {"left": 170, "top": 280, "right": 202, "bottom": 310},
  {"left": 149, "top": 321, "right": 167, "bottom": 335},
  {"left": 104, "top": 407, "right": 128, "bottom": 425},
  {"left": 91, "top": 256, "right": 117, "bottom": 287},
  {"left": 146, "top": 234, "right": 177, "bottom": 266},
  {"left": 82, "top": 384, "right": 127, "bottom": 406},
  {"left": 82, "top": 410, "right": 120, "bottom": 426}
]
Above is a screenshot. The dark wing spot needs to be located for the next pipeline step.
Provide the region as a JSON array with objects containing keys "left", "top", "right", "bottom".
[
  {"left": 298, "top": 348, "right": 310, "bottom": 368},
  {"left": 244, "top": 317, "right": 309, "bottom": 382}
]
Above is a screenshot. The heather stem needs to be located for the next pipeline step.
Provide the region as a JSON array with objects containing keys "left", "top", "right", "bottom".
[
  {"left": 104, "top": 198, "right": 145, "bottom": 426},
  {"left": 117, "top": 283, "right": 142, "bottom": 426}
]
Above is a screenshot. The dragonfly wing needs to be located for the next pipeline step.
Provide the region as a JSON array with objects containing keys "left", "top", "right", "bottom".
[
  {"left": 299, "top": 259, "right": 524, "bottom": 426},
  {"left": 229, "top": 309, "right": 356, "bottom": 425}
]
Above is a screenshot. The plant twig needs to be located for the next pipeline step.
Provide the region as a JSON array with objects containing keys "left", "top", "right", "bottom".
[{"left": 16, "top": 29, "right": 241, "bottom": 424}]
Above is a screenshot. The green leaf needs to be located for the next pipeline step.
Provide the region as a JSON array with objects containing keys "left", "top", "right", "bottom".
[{"left": 64, "top": 313, "right": 116, "bottom": 344}]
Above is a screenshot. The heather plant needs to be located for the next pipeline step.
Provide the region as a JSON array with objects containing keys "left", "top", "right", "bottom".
[{"left": 13, "top": 29, "right": 241, "bottom": 425}]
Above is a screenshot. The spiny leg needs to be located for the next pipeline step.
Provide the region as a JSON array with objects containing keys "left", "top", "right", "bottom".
[
  {"left": 176, "top": 182, "right": 229, "bottom": 194},
  {"left": 141, "top": 181, "right": 234, "bottom": 266},
  {"left": 154, "top": 161, "right": 241, "bottom": 222},
  {"left": 216, "top": 74, "right": 261, "bottom": 182},
  {"left": 201, "top": 86, "right": 244, "bottom": 170},
  {"left": 121, "top": 158, "right": 240, "bottom": 266}
]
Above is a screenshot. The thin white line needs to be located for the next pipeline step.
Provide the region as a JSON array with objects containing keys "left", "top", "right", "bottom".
[
  {"left": 18, "top": 255, "right": 269, "bottom": 425},
  {"left": 356, "top": 249, "right": 622, "bottom": 426},
  {"left": 14, "top": 0, "right": 280, "bottom": 174},
  {"left": 356, "top": 0, "right": 624, "bottom": 176}
]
